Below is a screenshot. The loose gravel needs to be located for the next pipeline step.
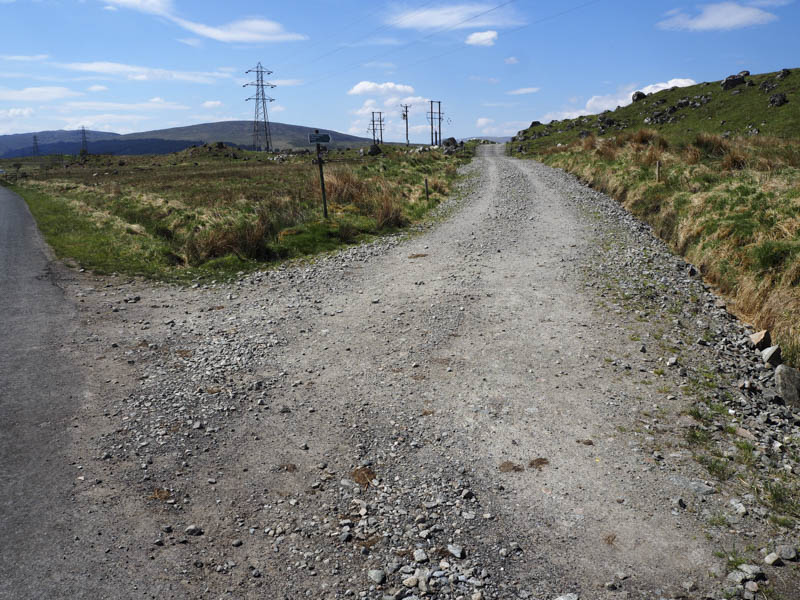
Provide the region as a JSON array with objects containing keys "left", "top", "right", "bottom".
[{"left": 48, "top": 144, "right": 799, "bottom": 599}]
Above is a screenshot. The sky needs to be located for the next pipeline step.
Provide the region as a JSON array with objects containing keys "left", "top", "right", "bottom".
[{"left": 0, "top": 0, "right": 798, "bottom": 143}]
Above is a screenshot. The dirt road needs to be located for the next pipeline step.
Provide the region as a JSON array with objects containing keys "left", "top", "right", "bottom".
[{"left": 7, "top": 146, "right": 797, "bottom": 599}]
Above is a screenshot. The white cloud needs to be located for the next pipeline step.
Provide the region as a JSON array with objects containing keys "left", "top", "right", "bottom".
[
  {"left": 60, "top": 112, "right": 152, "bottom": 131},
  {"left": 202, "top": 100, "right": 222, "bottom": 108},
  {"left": 103, "top": 0, "right": 306, "bottom": 43},
  {"left": 477, "top": 120, "right": 529, "bottom": 136},
  {"left": 170, "top": 17, "right": 307, "bottom": 43},
  {"left": 0, "top": 86, "right": 81, "bottom": 101},
  {"left": 542, "top": 78, "right": 696, "bottom": 122},
  {"left": 466, "top": 30, "right": 497, "bottom": 46},
  {"left": 178, "top": 37, "right": 202, "bottom": 47},
  {"left": 364, "top": 61, "right": 397, "bottom": 69},
  {"left": 0, "top": 54, "right": 49, "bottom": 62},
  {"left": 102, "top": 0, "right": 172, "bottom": 15},
  {"left": 58, "top": 61, "right": 231, "bottom": 84},
  {"left": 88, "top": 84, "right": 108, "bottom": 92},
  {"left": 351, "top": 99, "right": 378, "bottom": 116},
  {"left": 0, "top": 107, "right": 34, "bottom": 118},
  {"left": 387, "top": 4, "right": 520, "bottom": 30},
  {"left": 658, "top": 2, "right": 778, "bottom": 31},
  {"left": 272, "top": 79, "right": 303, "bottom": 87},
  {"left": 348, "top": 81, "right": 414, "bottom": 95},
  {"left": 271, "top": 104, "right": 286, "bottom": 113},
  {"left": 504, "top": 56, "right": 519, "bottom": 64},
  {"left": 64, "top": 98, "right": 188, "bottom": 111},
  {"left": 507, "top": 87, "right": 540, "bottom": 95}
]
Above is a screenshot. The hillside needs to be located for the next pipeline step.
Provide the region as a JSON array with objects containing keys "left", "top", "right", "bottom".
[
  {"left": 121, "top": 121, "right": 373, "bottom": 150},
  {"left": 0, "top": 128, "right": 119, "bottom": 156},
  {"left": 0, "top": 121, "right": 374, "bottom": 158},
  {"left": 511, "top": 67, "right": 800, "bottom": 367},
  {"left": 512, "top": 67, "right": 798, "bottom": 151}
]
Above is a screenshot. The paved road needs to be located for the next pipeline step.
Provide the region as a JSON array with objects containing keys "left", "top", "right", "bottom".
[{"left": 0, "top": 186, "right": 106, "bottom": 598}]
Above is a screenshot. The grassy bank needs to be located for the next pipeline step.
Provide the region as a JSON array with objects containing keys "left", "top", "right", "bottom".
[
  {"left": 3, "top": 143, "right": 474, "bottom": 280},
  {"left": 529, "top": 130, "right": 800, "bottom": 363}
]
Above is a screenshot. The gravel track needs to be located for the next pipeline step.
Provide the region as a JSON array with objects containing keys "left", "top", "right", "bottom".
[{"left": 14, "top": 144, "right": 798, "bottom": 599}]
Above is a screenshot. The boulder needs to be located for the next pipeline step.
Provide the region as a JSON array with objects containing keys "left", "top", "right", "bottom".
[
  {"left": 775, "top": 364, "right": 800, "bottom": 409},
  {"left": 738, "top": 70, "right": 750, "bottom": 77},
  {"left": 632, "top": 91, "right": 647, "bottom": 103},
  {"left": 769, "top": 93, "right": 788, "bottom": 107},
  {"left": 442, "top": 137, "right": 457, "bottom": 148},
  {"left": 530, "top": 121, "right": 542, "bottom": 128},
  {"left": 776, "top": 68, "right": 791, "bottom": 80},
  {"left": 750, "top": 330, "right": 771, "bottom": 351},
  {"left": 721, "top": 74, "right": 746, "bottom": 90},
  {"left": 367, "top": 144, "right": 382, "bottom": 156},
  {"left": 761, "top": 345, "right": 782, "bottom": 368}
]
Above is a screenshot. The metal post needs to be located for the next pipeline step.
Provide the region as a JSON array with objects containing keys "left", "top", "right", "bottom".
[{"left": 315, "top": 130, "right": 328, "bottom": 219}]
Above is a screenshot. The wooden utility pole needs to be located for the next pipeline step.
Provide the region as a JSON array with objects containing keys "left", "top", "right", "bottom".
[
  {"left": 311, "top": 129, "right": 328, "bottom": 219},
  {"left": 428, "top": 100, "right": 435, "bottom": 145},
  {"left": 401, "top": 104, "right": 411, "bottom": 146},
  {"left": 436, "top": 101, "right": 442, "bottom": 146}
]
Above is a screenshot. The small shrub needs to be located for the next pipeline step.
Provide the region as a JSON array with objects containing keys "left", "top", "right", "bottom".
[
  {"left": 632, "top": 129, "right": 658, "bottom": 145},
  {"left": 695, "top": 132, "right": 729, "bottom": 157},
  {"left": 582, "top": 134, "right": 596, "bottom": 151},
  {"left": 375, "top": 192, "right": 405, "bottom": 229},
  {"left": 722, "top": 148, "right": 748, "bottom": 170},
  {"left": 596, "top": 141, "right": 618, "bottom": 161},
  {"left": 684, "top": 145, "right": 702, "bottom": 164}
]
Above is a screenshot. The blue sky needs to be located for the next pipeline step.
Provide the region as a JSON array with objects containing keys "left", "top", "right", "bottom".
[{"left": 0, "top": 0, "right": 797, "bottom": 142}]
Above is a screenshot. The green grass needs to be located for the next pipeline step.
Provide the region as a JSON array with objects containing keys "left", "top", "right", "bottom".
[{"left": 3, "top": 142, "right": 476, "bottom": 280}]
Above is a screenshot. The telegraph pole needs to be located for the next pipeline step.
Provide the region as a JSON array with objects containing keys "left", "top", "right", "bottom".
[
  {"left": 436, "top": 101, "right": 443, "bottom": 146},
  {"left": 401, "top": 104, "right": 410, "bottom": 146},
  {"left": 428, "top": 101, "right": 435, "bottom": 145},
  {"left": 377, "top": 111, "right": 384, "bottom": 144},
  {"left": 244, "top": 62, "right": 277, "bottom": 152},
  {"left": 79, "top": 126, "right": 89, "bottom": 159},
  {"left": 32, "top": 135, "right": 40, "bottom": 158},
  {"left": 369, "top": 112, "right": 377, "bottom": 144}
]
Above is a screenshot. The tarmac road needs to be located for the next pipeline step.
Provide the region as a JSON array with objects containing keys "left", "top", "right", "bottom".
[{"left": 0, "top": 186, "right": 117, "bottom": 598}]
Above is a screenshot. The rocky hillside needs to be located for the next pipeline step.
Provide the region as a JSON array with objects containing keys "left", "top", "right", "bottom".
[{"left": 512, "top": 68, "right": 797, "bottom": 152}]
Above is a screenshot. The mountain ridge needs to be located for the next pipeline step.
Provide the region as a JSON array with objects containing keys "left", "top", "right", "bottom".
[{"left": 0, "top": 121, "right": 375, "bottom": 157}]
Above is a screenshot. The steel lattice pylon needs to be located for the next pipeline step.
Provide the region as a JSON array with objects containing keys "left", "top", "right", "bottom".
[{"left": 243, "top": 63, "right": 276, "bottom": 152}]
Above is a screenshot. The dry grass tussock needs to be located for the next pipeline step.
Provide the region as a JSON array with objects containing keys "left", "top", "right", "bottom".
[{"left": 540, "top": 130, "right": 800, "bottom": 364}]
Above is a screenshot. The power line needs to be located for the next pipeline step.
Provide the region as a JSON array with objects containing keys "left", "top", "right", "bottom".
[
  {"left": 244, "top": 62, "right": 277, "bottom": 152},
  {"left": 404, "top": 0, "right": 605, "bottom": 70},
  {"left": 309, "top": 0, "right": 517, "bottom": 85},
  {"left": 79, "top": 126, "right": 88, "bottom": 158},
  {"left": 426, "top": 100, "right": 443, "bottom": 146}
]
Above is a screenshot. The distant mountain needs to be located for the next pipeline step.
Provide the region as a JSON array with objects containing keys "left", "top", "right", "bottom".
[
  {"left": 0, "top": 121, "right": 374, "bottom": 158},
  {"left": 122, "top": 121, "right": 373, "bottom": 150},
  {"left": 0, "top": 128, "right": 119, "bottom": 156}
]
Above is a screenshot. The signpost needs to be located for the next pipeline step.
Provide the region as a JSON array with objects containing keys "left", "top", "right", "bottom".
[{"left": 309, "top": 130, "right": 331, "bottom": 219}]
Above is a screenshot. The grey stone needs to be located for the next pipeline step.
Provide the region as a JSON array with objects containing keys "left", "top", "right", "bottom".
[
  {"left": 775, "top": 364, "right": 800, "bottom": 408},
  {"left": 761, "top": 345, "right": 782, "bottom": 367},
  {"left": 764, "top": 552, "right": 782, "bottom": 566},
  {"left": 185, "top": 525, "right": 203, "bottom": 536},
  {"left": 554, "top": 595, "right": 579, "bottom": 600},
  {"left": 688, "top": 480, "right": 715, "bottom": 496},
  {"left": 750, "top": 330, "right": 771, "bottom": 350},
  {"left": 721, "top": 74, "right": 746, "bottom": 90},
  {"left": 367, "top": 569, "right": 386, "bottom": 584},
  {"left": 632, "top": 91, "right": 647, "bottom": 103},
  {"left": 769, "top": 93, "right": 788, "bottom": 108},
  {"left": 413, "top": 549, "right": 428, "bottom": 563},
  {"left": 447, "top": 543, "right": 464, "bottom": 558},
  {"left": 777, "top": 545, "right": 797, "bottom": 561}
]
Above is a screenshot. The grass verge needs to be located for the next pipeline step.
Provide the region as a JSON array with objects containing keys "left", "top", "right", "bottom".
[{"left": 3, "top": 142, "right": 476, "bottom": 281}]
